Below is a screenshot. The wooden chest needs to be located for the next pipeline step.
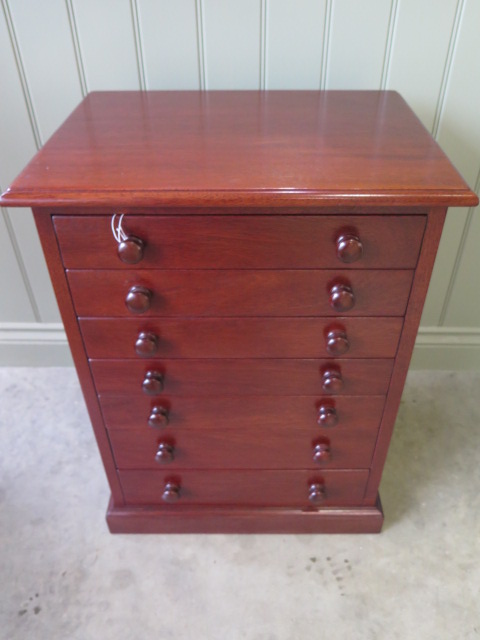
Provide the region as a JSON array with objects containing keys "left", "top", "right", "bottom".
[{"left": 2, "top": 91, "right": 477, "bottom": 533}]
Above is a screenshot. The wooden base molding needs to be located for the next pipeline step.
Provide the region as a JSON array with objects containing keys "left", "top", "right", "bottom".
[{"left": 106, "top": 496, "right": 384, "bottom": 534}]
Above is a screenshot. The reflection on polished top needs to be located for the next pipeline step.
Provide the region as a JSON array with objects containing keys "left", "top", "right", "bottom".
[{"left": 0, "top": 90, "right": 477, "bottom": 209}]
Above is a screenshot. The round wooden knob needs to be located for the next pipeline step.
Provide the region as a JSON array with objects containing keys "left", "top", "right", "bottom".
[
  {"left": 142, "top": 371, "right": 164, "bottom": 395},
  {"left": 317, "top": 405, "right": 338, "bottom": 427},
  {"left": 135, "top": 332, "right": 159, "bottom": 357},
  {"left": 336, "top": 234, "right": 363, "bottom": 263},
  {"left": 322, "top": 369, "right": 343, "bottom": 393},
  {"left": 326, "top": 329, "right": 350, "bottom": 356},
  {"left": 162, "top": 482, "right": 181, "bottom": 503},
  {"left": 148, "top": 405, "right": 169, "bottom": 428},
  {"left": 118, "top": 236, "right": 145, "bottom": 264},
  {"left": 313, "top": 443, "right": 332, "bottom": 464},
  {"left": 125, "top": 285, "right": 152, "bottom": 314},
  {"left": 308, "top": 483, "right": 326, "bottom": 505},
  {"left": 329, "top": 283, "right": 355, "bottom": 312},
  {"left": 155, "top": 442, "right": 175, "bottom": 464}
]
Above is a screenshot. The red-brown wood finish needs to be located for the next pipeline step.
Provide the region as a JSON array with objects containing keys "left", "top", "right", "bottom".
[
  {"left": 32, "top": 212, "right": 125, "bottom": 506},
  {"left": 3, "top": 91, "right": 477, "bottom": 534},
  {"left": 108, "top": 426, "right": 378, "bottom": 470},
  {"left": 364, "top": 209, "right": 449, "bottom": 503},
  {"left": 118, "top": 469, "right": 369, "bottom": 507},
  {"left": 99, "top": 395, "right": 386, "bottom": 432},
  {"left": 106, "top": 496, "right": 385, "bottom": 534},
  {"left": 1, "top": 92, "right": 476, "bottom": 208},
  {"left": 90, "top": 358, "right": 394, "bottom": 397},
  {"left": 54, "top": 214, "right": 426, "bottom": 269},
  {"left": 79, "top": 317, "right": 403, "bottom": 359},
  {"left": 67, "top": 269, "right": 414, "bottom": 318}
]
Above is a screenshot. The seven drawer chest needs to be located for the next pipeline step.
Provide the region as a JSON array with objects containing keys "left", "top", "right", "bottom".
[{"left": 2, "top": 91, "right": 477, "bottom": 533}]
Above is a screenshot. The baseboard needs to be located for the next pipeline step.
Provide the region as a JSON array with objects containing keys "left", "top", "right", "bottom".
[
  {"left": 0, "top": 323, "right": 72, "bottom": 366},
  {"left": 411, "top": 327, "right": 480, "bottom": 370},
  {"left": 1, "top": 323, "right": 480, "bottom": 369}
]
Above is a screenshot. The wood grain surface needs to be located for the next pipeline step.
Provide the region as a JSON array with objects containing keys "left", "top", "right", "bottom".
[
  {"left": 79, "top": 317, "right": 403, "bottom": 359},
  {"left": 54, "top": 214, "right": 426, "bottom": 269},
  {"left": 108, "top": 426, "right": 378, "bottom": 470},
  {"left": 118, "top": 468, "right": 369, "bottom": 507},
  {"left": 99, "top": 394, "right": 386, "bottom": 432},
  {"left": 67, "top": 269, "right": 414, "bottom": 317},
  {"left": 90, "top": 358, "right": 394, "bottom": 397},
  {"left": 2, "top": 92, "right": 477, "bottom": 208}
]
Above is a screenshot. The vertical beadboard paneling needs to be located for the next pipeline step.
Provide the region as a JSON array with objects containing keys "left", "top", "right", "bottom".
[
  {"left": 0, "top": 209, "right": 35, "bottom": 321},
  {"left": 326, "top": 0, "right": 392, "bottom": 89},
  {"left": 0, "top": 0, "right": 479, "bottom": 364},
  {"left": 8, "top": 0, "right": 83, "bottom": 141},
  {"left": 138, "top": 0, "right": 200, "bottom": 89},
  {"left": 0, "top": 4, "right": 59, "bottom": 323},
  {"left": 387, "top": 0, "right": 458, "bottom": 131},
  {"left": 420, "top": 0, "right": 480, "bottom": 326},
  {"left": 432, "top": 0, "right": 480, "bottom": 327},
  {"left": 203, "top": 0, "right": 261, "bottom": 89},
  {"left": 266, "top": 0, "right": 326, "bottom": 89},
  {"left": 72, "top": 0, "right": 140, "bottom": 90}
]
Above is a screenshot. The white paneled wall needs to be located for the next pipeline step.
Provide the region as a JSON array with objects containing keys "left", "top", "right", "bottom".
[{"left": 0, "top": 0, "right": 479, "bottom": 367}]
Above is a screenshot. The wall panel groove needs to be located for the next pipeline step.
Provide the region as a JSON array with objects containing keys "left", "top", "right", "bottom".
[
  {"left": 380, "top": 0, "right": 399, "bottom": 89},
  {"left": 65, "top": 0, "right": 88, "bottom": 96},
  {"left": 320, "top": 0, "right": 333, "bottom": 89},
  {"left": 195, "top": 0, "right": 206, "bottom": 89},
  {"left": 130, "top": 0, "right": 146, "bottom": 90},
  {"left": 431, "top": 0, "right": 465, "bottom": 138},
  {"left": 260, "top": 0, "right": 267, "bottom": 90},
  {"left": 1, "top": 0, "right": 42, "bottom": 148}
]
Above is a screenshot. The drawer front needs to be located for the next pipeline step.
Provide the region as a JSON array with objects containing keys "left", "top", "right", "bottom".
[
  {"left": 100, "top": 395, "right": 386, "bottom": 432},
  {"left": 119, "top": 469, "right": 369, "bottom": 507},
  {"left": 90, "top": 358, "right": 394, "bottom": 396},
  {"left": 109, "top": 427, "right": 378, "bottom": 470},
  {"left": 67, "top": 269, "right": 414, "bottom": 317},
  {"left": 80, "top": 317, "right": 402, "bottom": 359},
  {"left": 54, "top": 215, "right": 426, "bottom": 269}
]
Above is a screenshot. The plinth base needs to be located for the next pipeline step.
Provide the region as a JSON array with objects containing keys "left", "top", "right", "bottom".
[{"left": 106, "top": 496, "right": 384, "bottom": 534}]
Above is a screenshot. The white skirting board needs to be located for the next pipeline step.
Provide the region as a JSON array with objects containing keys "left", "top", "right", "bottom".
[{"left": 0, "top": 323, "right": 480, "bottom": 370}]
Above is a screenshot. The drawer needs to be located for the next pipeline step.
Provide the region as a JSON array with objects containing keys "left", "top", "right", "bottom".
[
  {"left": 109, "top": 427, "right": 378, "bottom": 470},
  {"left": 67, "top": 269, "right": 414, "bottom": 317},
  {"left": 90, "top": 358, "right": 394, "bottom": 396},
  {"left": 80, "top": 317, "right": 403, "bottom": 359},
  {"left": 100, "top": 395, "right": 386, "bottom": 432},
  {"left": 54, "top": 215, "right": 426, "bottom": 269},
  {"left": 118, "top": 469, "right": 370, "bottom": 507}
]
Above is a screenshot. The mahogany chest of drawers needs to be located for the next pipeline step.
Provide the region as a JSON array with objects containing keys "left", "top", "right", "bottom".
[{"left": 2, "top": 91, "right": 477, "bottom": 533}]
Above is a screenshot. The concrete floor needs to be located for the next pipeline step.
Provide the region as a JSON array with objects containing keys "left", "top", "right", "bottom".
[{"left": 0, "top": 368, "right": 479, "bottom": 640}]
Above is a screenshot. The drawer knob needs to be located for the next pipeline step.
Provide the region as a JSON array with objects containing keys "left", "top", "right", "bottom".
[
  {"left": 162, "top": 482, "right": 181, "bottom": 503},
  {"left": 308, "top": 483, "right": 326, "bottom": 505},
  {"left": 155, "top": 442, "right": 175, "bottom": 464},
  {"left": 135, "top": 331, "right": 159, "bottom": 357},
  {"left": 142, "top": 371, "right": 164, "bottom": 395},
  {"left": 336, "top": 234, "right": 363, "bottom": 263},
  {"left": 313, "top": 442, "right": 332, "bottom": 464},
  {"left": 125, "top": 285, "right": 152, "bottom": 314},
  {"left": 329, "top": 283, "right": 355, "bottom": 312},
  {"left": 148, "top": 405, "right": 170, "bottom": 428},
  {"left": 326, "top": 328, "right": 350, "bottom": 356},
  {"left": 317, "top": 405, "right": 338, "bottom": 427},
  {"left": 118, "top": 236, "right": 145, "bottom": 264},
  {"left": 322, "top": 369, "right": 343, "bottom": 393}
]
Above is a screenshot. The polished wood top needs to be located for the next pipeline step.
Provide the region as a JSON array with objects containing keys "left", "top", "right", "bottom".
[{"left": 1, "top": 91, "right": 477, "bottom": 209}]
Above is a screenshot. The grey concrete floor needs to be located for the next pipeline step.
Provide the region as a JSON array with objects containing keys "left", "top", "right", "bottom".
[{"left": 0, "top": 368, "right": 479, "bottom": 640}]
